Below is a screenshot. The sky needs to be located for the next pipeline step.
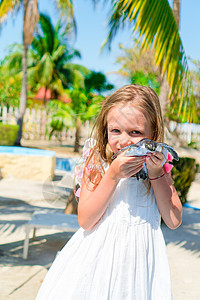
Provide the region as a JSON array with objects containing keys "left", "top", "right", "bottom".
[{"left": 0, "top": 0, "right": 200, "bottom": 88}]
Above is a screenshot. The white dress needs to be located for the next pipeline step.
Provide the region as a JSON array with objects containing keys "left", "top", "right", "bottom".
[{"left": 36, "top": 177, "right": 172, "bottom": 300}]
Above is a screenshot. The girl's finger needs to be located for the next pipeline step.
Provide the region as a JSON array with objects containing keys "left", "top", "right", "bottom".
[
  {"left": 147, "top": 152, "right": 164, "bottom": 164},
  {"left": 125, "top": 159, "right": 145, "bottom": 166},
  {"left": 125, "top": 161, "right": 144, "bottom": 171},
  {"left": 151, "top": 151, "right": 164, "bottom": 160},
  {"left": 115, "top": 154, "right": 145, "bottom": 164},
  {"left": 125, "top": 156, "right": 146, "bottom": 164},
  {"left": 126, "top": 165, "right": 144, "bottom": 177}
]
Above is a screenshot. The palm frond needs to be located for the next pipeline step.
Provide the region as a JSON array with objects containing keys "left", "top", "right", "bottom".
[
  {"left": 37, "top": 53, "right": 53, "bottom": 85},
  {"left": 64, "top": 63, "right": 91, "bottom": 76},
  {"left": 37, "top": 13, "right": 55, "bottom": 53},
  {"left": 103, "top": 0, "right": 196, "bottom": 122},
  {"left": 54, "top": 0, "right": 76, "bottom": 34},
  {"left": 0, "top": 0, "right": 21, "bottom": 24}
]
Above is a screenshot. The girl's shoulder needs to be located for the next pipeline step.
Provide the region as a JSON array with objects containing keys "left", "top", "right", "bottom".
[
  {"left": 74, "top": 138, "right": 108, "bottom": 197},
  {"left": 82, "top": 138, "right": 97, "bottom": 160}
]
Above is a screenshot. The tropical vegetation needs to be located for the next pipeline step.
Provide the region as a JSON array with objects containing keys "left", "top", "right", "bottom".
[
  {"left": 48, "top": 70, "right": 114, "bottom": 152},
  {"left": 0, "top": 0, "right": 199, "bottom": 150},
  {"left": 115, "top": 43, "right": 160, "bottom": 95},
  {"left": 1, "top": 13, "right": 87, "bottom": 105},
  {"left": 172, "top": 157, "right": 199, "bottom": 205},
  {"left": 29, "top": 13, "right": 82, "bottom": 104},
  {"left": 0, "top": 62, "right": 21, "bottom": 107},
  {"left": 0, "top": 10, "right": 113, "bottom": 152},
  {"left": 0, "top": 0, "right": 76, "bottom": 145},
  {"left": 0, "top": 123, "right": 19, "bottom": 145},
  {"left": 101, "top": 0, "right": 196, "bottom": 123}
]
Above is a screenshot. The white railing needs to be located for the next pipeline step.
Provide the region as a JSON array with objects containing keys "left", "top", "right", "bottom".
[
  {"left": 0, "top": 106, "right": 199, "bottom": 145},
  {"left": 0, "top": 106, "right": 89, "bottom": 145},
  {"left": 169, "top": 121, "right": 200, "bottom": 144}
]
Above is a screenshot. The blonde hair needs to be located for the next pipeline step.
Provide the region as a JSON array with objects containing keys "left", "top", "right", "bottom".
[
  {"left": 94, "top": 84, "right": 164, "bottom": 164},
  {"left": 78, "top": 84, "right": 164, "bottom": 194}
]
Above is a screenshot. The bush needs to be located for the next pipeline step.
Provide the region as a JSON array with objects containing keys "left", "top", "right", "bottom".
[
  {"left": 0, "top": 124, "right": 19, "bottom": 145},
  {"left": 172, "top": 157, "right": 199, "bottom": 205}
]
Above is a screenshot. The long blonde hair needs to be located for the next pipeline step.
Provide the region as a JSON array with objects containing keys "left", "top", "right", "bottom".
[
  {"left": 78, "top": 84, "right": 164, "bottom": 193},
  {"left": 94, "top": 84, "right": 164, "bottom": 164}
]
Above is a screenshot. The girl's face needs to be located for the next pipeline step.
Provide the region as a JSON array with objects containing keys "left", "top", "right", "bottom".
[{"left": 107, "top": 102, "right": 152, "bottom": 154}]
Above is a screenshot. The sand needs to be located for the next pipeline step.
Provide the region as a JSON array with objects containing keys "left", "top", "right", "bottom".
[{"left": 0, "top": 142, "right": 199, "bottom": 299}]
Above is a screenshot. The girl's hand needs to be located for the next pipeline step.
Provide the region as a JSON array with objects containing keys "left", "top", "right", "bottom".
[
  {"left": 109, "top": 153, "right": 146, "bottom": 181},
  {"left": 146, "top": 151, "right": 165, "bottom": 178}
]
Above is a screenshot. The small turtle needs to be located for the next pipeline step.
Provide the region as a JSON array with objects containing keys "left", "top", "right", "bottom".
[{"left": 112, "top": 138, "right": 179, "bottom": 180}]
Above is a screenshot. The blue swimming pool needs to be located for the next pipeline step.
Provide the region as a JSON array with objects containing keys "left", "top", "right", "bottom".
[
  {"left": 0, "top": 146, "right": 55, "bottom": 157},
  {"left": 56, "top": 157, "right": 78, "bottom": 172}
]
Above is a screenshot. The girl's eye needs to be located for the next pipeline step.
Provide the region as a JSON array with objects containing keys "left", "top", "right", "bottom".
[
  {"left": 130, "top": 130, "right": 141, "bottom": 135},
  {"left": 112, "top": 129, "right": 120, "bottom": 133}
]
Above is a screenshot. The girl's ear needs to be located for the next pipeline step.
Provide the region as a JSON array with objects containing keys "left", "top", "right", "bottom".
[{"left": 106, "top": 143, "right": 113, "bottom": 164}]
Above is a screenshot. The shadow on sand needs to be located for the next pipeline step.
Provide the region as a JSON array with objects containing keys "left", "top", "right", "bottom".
[
  {"left": 162, "top": 207, "right": 200, "bottom": 257},
  {"left": 0, "top": 195, "right": 73, "bottom": 270},
  {"left": 1, "top": 195, "right": 199, "bottom": 272},
  {"left": 0, "top": 196, "right": 65, "bottom": 235},
  {"left": 0, "top": 231, "right": 74, "bottom": 269}
]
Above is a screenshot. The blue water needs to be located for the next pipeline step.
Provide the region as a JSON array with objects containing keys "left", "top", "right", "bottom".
[
  {"left": 56, "top": 157, "right": 78, "bottom": 172},
  {"left": 0, "top": 146, "right": 55, "bottom": 157},
  {"left": 184, "top": 203, "right": 200, "bottom": 211}
]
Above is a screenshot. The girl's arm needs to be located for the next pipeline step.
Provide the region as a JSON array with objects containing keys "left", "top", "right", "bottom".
[
  {"left": 78, "top": 155, "right": 145, "bottom": 230},
  {"left": 146, "top": 152, "right": 182, "bottom": 229}
]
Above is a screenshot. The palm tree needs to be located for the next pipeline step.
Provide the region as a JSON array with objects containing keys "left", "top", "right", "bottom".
[
  {"left": 101, "top": 0, "right": 196, "bottom": 123},
  {"left": 2, "top": 14, "right": 84, "bottom": 104},
  {"left": 72, "top": 71, "right": 114, "bottom": 152},
  {"left": 0, "top": 0, "right": 75, "bottom": 145},
  {"left": 48, "top": 70, "right": 114, "bottom": 152},
  {"left": 29, "top": 13, "right": 81, "bottom": 105}
]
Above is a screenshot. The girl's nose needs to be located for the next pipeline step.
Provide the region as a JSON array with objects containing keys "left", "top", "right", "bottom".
[{"left": 119, "top": 134, "right": 132, "bottom": 148}]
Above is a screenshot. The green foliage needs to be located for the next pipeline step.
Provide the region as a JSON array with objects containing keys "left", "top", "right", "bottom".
[
  {"left": 171, "top": 157, "right": 199, "bottom": 205},
  {"left": 0, "top": 13, "right": 84, "bottom": 105},
  {"left": 0, "top": 124, "right": 19, "bottom": 145},
  {"left": 84, "top": 71, "right": 114, "bottom": 93},
  {"left": 46, "top": 69, "right": 113, "bottom": 141},
  {"left": 187, "top": 140, "right": 199, "bottom": 150},
  {"left": 47, "top": 100, "right": 74, "bottom": 139},
  {"left": 189, "top": 59, "right": 200, "bottom": 123},
  {"left": 102, "top": 0, "right": 196, "bottom": 122},
  {"left": 131, "top": 71, "right": 160, "bottom": 94},
  {"left": 47, "top": 89, "right": 103, "bottom": 136},
  {"left": 29, "top": 13, "right": 81, "bottom": 99},
  {"left": 115, "top": 44, "right": 160, "bottom": 94},
  {"left": 0, "top": 64, "right": 21, "bottom": 107}
]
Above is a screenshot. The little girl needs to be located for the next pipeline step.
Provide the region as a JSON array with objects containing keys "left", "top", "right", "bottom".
[{"left": 36, "top": 84, "right": 182, "bottom": 300}]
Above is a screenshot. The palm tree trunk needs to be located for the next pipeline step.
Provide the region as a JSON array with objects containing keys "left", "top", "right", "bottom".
[
  {"left": 159, "top": 0, "right": 181, "bottom": 122},
  {"left": 173, "top": 0, "right": 181, "bottom": 28},
  {"left": 15, "top": 0, "right": 39, "bottom": 146},
  {"left": 43, "top": 86, "right": 48, "bottom": 106},
  {"left": 15, "top": 43, "right": 28, "bottom": 146},
  {"left": 74, "top": 117, "right": 81, "bottom": 153},
  {"left": 159, "top": 73, "right": 170, "bottom": 125}
]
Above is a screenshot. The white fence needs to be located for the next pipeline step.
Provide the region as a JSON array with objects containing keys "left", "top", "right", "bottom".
[
  {"left": 169, "top": 121, "right": 200, "bottom": 145},
  {"left": 0, "top": 106, "right": 89, "bottom": 145},
  {"left": 0, "top": 106, "right": 200, "bottom": 145}
]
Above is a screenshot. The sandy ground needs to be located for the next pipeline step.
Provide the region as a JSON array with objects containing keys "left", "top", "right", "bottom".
[{"left": 0, "top": 142, "right": 200, "bottom": 299}]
